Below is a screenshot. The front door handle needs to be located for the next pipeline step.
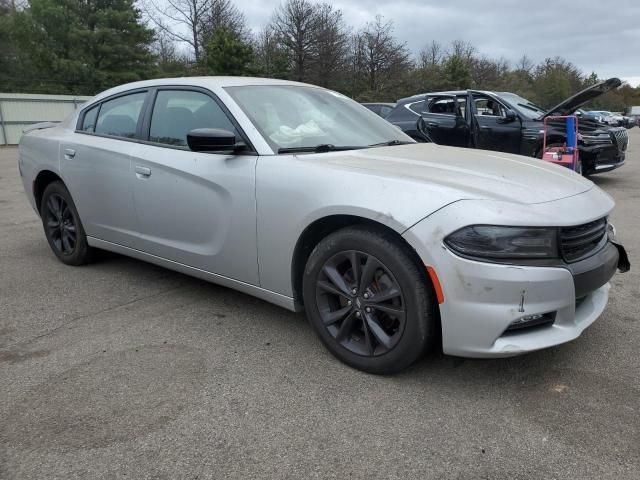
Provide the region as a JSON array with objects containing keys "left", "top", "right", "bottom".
[
  {"left": 135, "top": 165, "right": 151, "bottom": 178},
  {"left": 64, "top": 148, "right": 76, "bottom": 159}
]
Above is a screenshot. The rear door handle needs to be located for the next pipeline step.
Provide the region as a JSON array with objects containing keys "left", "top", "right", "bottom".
[
  {"left": 135, "top": 165, "right": 151, "bottom": 178},
  {"left": 64, "top": 148, "right": 76, "bottom": 159}
]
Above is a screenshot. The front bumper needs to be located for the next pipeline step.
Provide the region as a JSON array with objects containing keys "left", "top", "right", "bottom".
[
  {"left": 403, "top": 191, "right": 624, "bottom": 358},
  {"left": 431, "top": 246, "right": 617, "bottom": 358},
  {"left": 580, "top": 142, "right": 626, "bottom": 174}
]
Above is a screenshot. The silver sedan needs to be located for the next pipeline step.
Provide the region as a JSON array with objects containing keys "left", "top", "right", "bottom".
[{"left": 18, "top": 77, "right": 629, "bottom": 373}]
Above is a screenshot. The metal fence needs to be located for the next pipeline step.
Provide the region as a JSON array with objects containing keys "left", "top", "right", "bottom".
[{"left": 0, "top": 93, "right": 93, "bottom": 145}]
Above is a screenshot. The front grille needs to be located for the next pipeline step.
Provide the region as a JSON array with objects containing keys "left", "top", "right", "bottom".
[
  {"left": 560, "top": 218, "right": 607, "bottom": 262},
  {"left": 610, "top": 128, "right": 629, "bottom": 152}
]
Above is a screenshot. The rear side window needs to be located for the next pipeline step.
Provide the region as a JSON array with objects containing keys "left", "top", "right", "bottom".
[
  {"left": 81, "top": 105, "right": 99, "bottom": 132},
  {"left": 408, "top": 101, "right": 425, "bottom": 114},
  {"left": 149, "top": 90, "right": 238, "bottom": 147},
  {"left": 429, "top": 98, "right": 457, "bottom": 115},
  {"left": 94, "top": 92, "right": 146, "bottom": 138}
]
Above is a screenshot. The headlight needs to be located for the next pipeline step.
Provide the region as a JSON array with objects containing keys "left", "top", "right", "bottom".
[{"left": 444, "top": 225, "right": 559, "bottom": 260}]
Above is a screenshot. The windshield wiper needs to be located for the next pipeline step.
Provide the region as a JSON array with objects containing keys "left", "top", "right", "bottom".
[
  {"left": 368, "top": 140, "right": 414, "bottom": 147},
  {"left": 277, "top": 144, "right": 367, "bottom": 154}
]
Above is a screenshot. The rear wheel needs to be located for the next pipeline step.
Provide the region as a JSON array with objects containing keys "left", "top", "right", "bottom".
[
  {"left": 302, "top": 226, "right": 437, "bottom": 374},
  {"left": 40, "top": 181, "right": 93, "bottom": 265}
]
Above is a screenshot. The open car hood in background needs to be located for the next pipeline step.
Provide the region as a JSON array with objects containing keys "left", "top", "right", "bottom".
[{"left": 542, "top": 77, "right": 621, "bottom": 118}]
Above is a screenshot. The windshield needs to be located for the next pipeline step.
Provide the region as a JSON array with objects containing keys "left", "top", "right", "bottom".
[
  {"left": 499, "top": 93, "right": 547, "bottom": 120},
  {"left": 225, "top": 85, "right": 412, "bottom": 152}
]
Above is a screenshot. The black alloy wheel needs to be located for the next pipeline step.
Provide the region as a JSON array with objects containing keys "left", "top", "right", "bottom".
[
  {"left": 44, "top": 193, "right": 77, "bottom": 255},
  {"left": 315, "top": 250, "right": 406, "bottom": 357},
  {"left": 40, "top": 181, "right": 93, "bottom": 266},
  {"left": 303, "top": 226, "right": 437, "bottom": 374}
]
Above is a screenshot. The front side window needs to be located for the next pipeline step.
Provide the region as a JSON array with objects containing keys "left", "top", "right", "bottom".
[
  {"left": 94, "top": 92, "right": 146, "bottom": 138},
  {"left": 226, "top": 85, "right": 410, "bottom": 152},
  {"left": 474, "top": 97, "right": 508, "bottom": 117},
  {"left": 149, "top": 90, "right": 238, "bottom": 147}
]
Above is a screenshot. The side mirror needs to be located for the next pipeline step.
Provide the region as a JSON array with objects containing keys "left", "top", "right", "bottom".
[
  {"left": 186, "top": 128, "right": 244, "bottom": 152},
  {"left": 500, "top": 109, "right": 518, "bottom": 123}
]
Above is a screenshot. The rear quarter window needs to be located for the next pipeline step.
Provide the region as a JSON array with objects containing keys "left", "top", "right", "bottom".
[{"left": 94, "top": 92, "right": 147, "bottom": 138}]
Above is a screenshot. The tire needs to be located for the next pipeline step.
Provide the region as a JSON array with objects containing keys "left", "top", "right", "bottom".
[
  {"left": 575, "top": 160, "right": 583, "bottom": 175},
  {"left": 302, "top": 225, "right": 437, "bottom": 374},
  {"left": 40, "top": 181, "right": 93, "bottom": 266}
]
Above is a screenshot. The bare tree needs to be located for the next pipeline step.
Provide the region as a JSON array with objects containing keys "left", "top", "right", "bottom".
[
  {"left": 153, "top": 31, "right": 179, "bottom": 63},
  {"left": 356, "top": 16, "right": 411, "bottom": 94},
  {"left": 310, "top": 3, "right": 349, "bottom": 88},
  {"left": 448, "top": 39, "right": 476, "bottom": 61},
  {"left": 254, "top": 25, "right": 288, "bottom": 78},
  {"left": 419, "top": 40, "right": 443, "bottom": 67},
  {"left": 272, "top": 0, "right": 318, "bottom": 81},
  {"left": 203, "top": 0, "right": 249, "bottom": 42},
  {"left": 470, "top": 56, "right": 509, "bottom": 89},
  {"left": 142, "top": 0, "right": 210, "bottom": 61},
  {"left": 515, "top": 54, "right": 534, "bottom": 74},
  {"left": 152, "top": 30, "right": 191, "bottom": 75}
]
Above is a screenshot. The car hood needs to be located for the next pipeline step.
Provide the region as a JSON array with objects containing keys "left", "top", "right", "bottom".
[
  {"left": 315, "top": 143, "right": 593, "bottom": 205},
  {"left": 543, "top": 78, "right": 621, "bottom": 118}
]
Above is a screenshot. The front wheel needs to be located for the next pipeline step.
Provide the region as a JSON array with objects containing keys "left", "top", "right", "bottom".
[{"left": 302, "top": 226, "right": 437, "bottom": 374}]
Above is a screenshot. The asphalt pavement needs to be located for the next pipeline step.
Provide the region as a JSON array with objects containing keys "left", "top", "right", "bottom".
[{"left": 1, "top": 131, "right": 639, "bottom": 479}]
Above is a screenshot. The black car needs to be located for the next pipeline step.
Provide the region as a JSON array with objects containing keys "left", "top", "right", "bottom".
[
  {"left": 361, "top": 102, "right": 396, "bottom": 119},
  {"left": 384, "top": 78, "right": 628, "bottom": 175}
]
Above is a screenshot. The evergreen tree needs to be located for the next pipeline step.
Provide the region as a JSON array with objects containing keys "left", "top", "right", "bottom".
[
  {"left": 12, "top": 0, "right": 155, "bottom": 94},
  {"left": 203, "top": 26, "right": 254, "bottom": 76}
]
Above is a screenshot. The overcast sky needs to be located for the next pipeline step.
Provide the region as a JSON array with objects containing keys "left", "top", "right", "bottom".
[{"left": 237, "top": 0, "right": 640, "bottom": 86}]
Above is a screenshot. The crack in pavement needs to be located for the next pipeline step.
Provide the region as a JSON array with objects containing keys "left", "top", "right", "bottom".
[{"left": 3, "top": 283, "right": 187, "bottom": 349}]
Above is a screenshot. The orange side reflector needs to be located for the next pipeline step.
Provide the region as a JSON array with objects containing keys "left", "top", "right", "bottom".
[{"left": 426, "top": 266, "right": 444, "bottom": 304}]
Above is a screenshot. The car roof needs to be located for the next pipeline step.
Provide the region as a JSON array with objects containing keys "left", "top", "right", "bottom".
[
  {"left": 362, "top": 102, "right": 396, "bottom": 107},
  {"left": 90, "top": 76, "right": 320, "bottom": 103},
  {"left": 397, "top": 90, "right": 519, "bottom": 104}
]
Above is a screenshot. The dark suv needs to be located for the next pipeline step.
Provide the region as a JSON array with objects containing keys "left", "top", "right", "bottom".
[{"left": 384, "top": 78, "right": 628, "bottom": 175}]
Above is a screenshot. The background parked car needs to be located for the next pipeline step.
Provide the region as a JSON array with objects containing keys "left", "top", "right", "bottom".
[
  {"left": 383, "top": 97, "right": 433, "bottom": 142},
  {"left": 576, "top": 109, "right": 606, "bottom": 124},
  {"left": 624, "top": 106, "right": 640, "bottom": 126},
  {"left": 384, "top": 78, "right": 628, "bottom": 175},
  {"left": 592, "top": 110, "right": 625, "bottom": 126},
  {"left": 361, "top": 102, "right": 396, "bottom": 119}
]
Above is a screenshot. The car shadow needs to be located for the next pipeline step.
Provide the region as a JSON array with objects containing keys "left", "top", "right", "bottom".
[{"left": 89, "top": 248, "right": 586, "bottom": 383}]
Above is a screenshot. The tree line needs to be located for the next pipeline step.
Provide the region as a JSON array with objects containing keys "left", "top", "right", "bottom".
[{"left": 1, "top": 0, "right": 639, "bottom": 111}]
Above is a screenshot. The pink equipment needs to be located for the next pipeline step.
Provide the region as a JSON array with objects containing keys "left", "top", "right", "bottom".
[{"left": 541, "top": 115, "right": 580, "bottom": 172}]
